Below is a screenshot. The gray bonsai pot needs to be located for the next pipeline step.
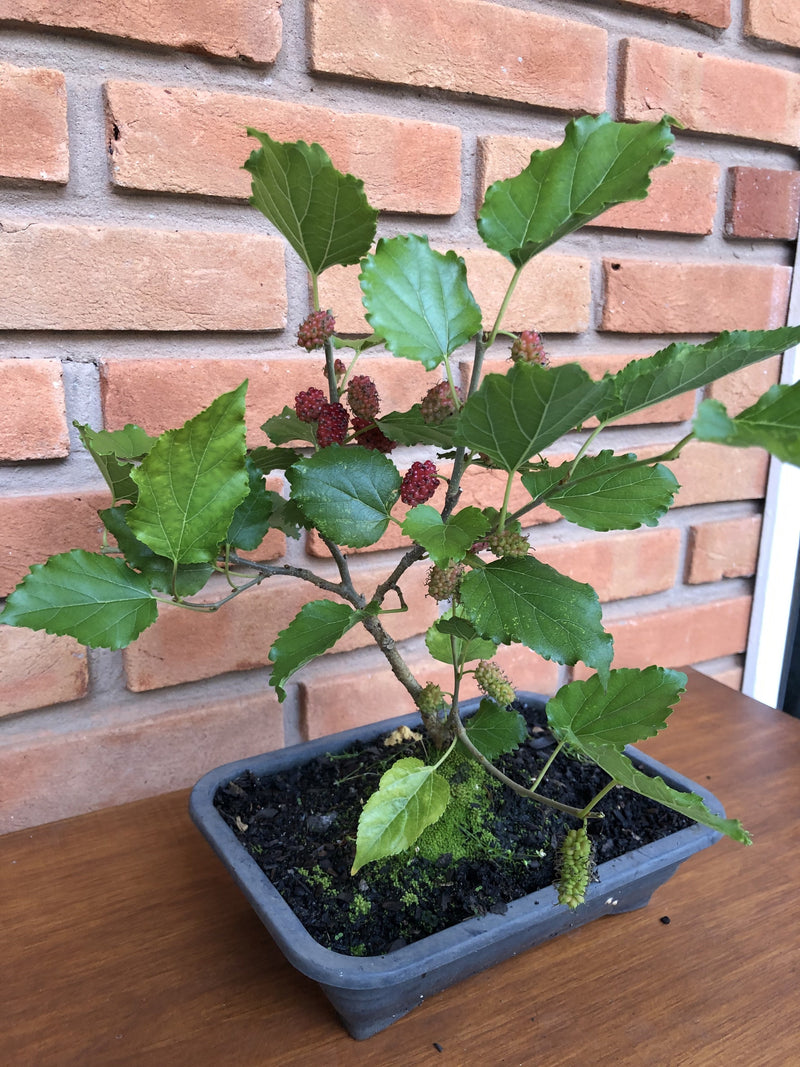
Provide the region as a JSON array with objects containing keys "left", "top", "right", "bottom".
[{"left": 189, "top": 693, "right": 724, "bottom": 1040}]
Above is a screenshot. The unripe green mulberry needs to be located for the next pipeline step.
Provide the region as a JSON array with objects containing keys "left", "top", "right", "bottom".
[
  {"left": 426, "top": 563, "right": 463, "bottom": 601},
  {"left": 557, "top": 825, "right": 593, "bottom": 909},
  {"left": 418, "top": 682, "right": 446, "bottom": 714},
  {"left": 473, "top": 660, "right": 516, "bottom": 707},
  {"left": 487, "top": 530, "right": 529, "bottom": 558}
]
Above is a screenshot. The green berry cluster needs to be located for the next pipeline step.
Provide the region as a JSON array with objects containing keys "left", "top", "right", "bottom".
[
  {"left": 473, "top": 660, "right": 516, "bottom": 707},
  {"left": 487, "top": 530, "right": 530, "bottom": 558},
  {"left": 418, "top": 682, "right": 446, "bottom": 714},
  {"left": 557, "top": 825, "right": 593, "bottom": 909},
  {"left": 426, "top": 563, "right": 463, "bottom": 601}
]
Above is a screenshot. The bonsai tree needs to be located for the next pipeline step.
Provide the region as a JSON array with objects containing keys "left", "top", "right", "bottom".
[{"left": 4, "top": 114, "right": 799, "bottom": 907}]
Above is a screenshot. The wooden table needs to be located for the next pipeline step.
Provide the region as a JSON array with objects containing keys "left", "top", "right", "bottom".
[{"left": 3, "top": 670, "right": 799, "bottom": 1066}]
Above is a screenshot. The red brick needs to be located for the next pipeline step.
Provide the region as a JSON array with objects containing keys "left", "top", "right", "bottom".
[
  {"left": 726, "top": 168, "right": 800, "bottom": 240},
  {"left": 601, "top": 259, "right": 791, "bottom": 333},
  {"left": 744, "top": 0, "right": 800, "bottom": 49},
  {"left": 616, "top": 0, "right": 730, "bottom": 26},
  {"left": 707, "top": 355, "right": 782, "bottom": 416},
  {"left": 664, "top": 441, "right": 770, "bottom": 507},
  {"left": 621, "top": 38, "right": 800, "bottom": 147},
  {"left": 0, "top": 0, "right": 282, "bottom": 64},
  {"left": 479, "top": 138, "right": 718, "bottom": 236},
  {"left": 538, "top": 529, "right": 680, "bottom": 603},
  {"left": 0, "top": 490, "right": 108, "bottom": 597},
  {"left": 106, "top": 81, "right": 461, "bottom": 215},
  {"left": 0, "top": 221, "right": 286, "bottom": 331},
  {"left": 0, "top": 628, "right": 88, "bottom": 717},
  {"left": 320, "top": 249, "right": 591, "bottom": 335},
  {"left": 309, "top": 0, "right": 607, "bottom": 112},
  {"left": 0, "top": 63, "right": 68, "bottom": 183},
  {"left": 0, "top": 686, "right": 283, "bottom": 833},
  {"left": 687, "top": 515, "right": 762, "bottom": 584},
  {"left": 0, "top": 359, "right": 68, "bottom": 460}
]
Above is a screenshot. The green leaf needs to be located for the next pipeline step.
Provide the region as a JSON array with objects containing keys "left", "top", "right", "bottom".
[
  {"left": 261, "top": 407, "right": 318, "bottom": 447},
  {"left": 598, "top": 327, "right": 800, "bottom": 423},
  {"left": 0, "top": 549, "right": 158, "bottom": 650},
  {"left": 100, "top": 505, "right": 213, "bottom": 597},
  {"left": 425, "top": 611, "right": 498, "bottom": 665},
  {"left": 694, "top": 384, "right": 800, "bottom": 466},
  {"left": 521, "top": 451, "right": 679, "bottom": 531},
  {"left": 455, "top": 361, "right": 612, "bottom": 472},
  {"left": 459, "top": 556, "right": 613, "bottom": 682},
  {"left": 265, "top": 494, "right": 305, "bottom": 540},
  {"left": 128, "top": 383, "right": 249, "bottom": 564},
  {"left": 245, "top": 130, "right": 378, "bottom": 275},
  {"left": 401, "top": 505, "right": 490, "bottom": 567},
  {"left": 463, "top": 699, "right": 528, "bottom": 761},
  {"left": 269, "top": 600, "right": 363, "bottom": 701},
  {"left": 226, "top": 455, "right": 276, "bottom": 551},
  {"left": 351, "top": 757, "right": 451, "bottom": 874},
  {"left": 376, "top": 405, "right": 459, "bottom": 448},
  {"left": 359, "top": 236, "right": 482, "bottom": 369},
  {"left": 286, "top": 444, "right": 401, "bottom": 548},
  {"left": 75, "top": 422, "right": 150, "bottom": 504},
  {"left": 477, "top": 113, "right": 674, "bottom": 266},
  {"left": 248, "top": 445, "right": 301, "bottom": 473},
  {"left": 546, "top": 668, "right": 687, "bottom": 750}
]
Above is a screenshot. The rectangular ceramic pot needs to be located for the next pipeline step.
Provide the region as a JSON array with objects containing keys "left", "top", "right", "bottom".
[{"left": 189, "top": 693, "right": 724, "bottom": 1040}]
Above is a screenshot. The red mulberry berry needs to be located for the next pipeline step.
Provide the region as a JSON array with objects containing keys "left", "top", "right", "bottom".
[
  {"left": 347, "top": 374, "right": 380, "bottom": 420},
  {"left": 510, "top": 330, "right": 549, "bottom": 366},
  {"left": 351, "top": 416, "right": 396, "bottom": 453},
  {"left": 420, "top": 380, "right": 463, "bottom": 425},
  {"left": 400, "top": 460, "right": 439, "bottom": 506},
  {"left": 297, "top": 309, "right": 336, "bottom": 351},
  {"left": 316, "top": 402, "right": 349, "bottom": 447},
  {"left": 295, "top": 386, "right": 326, "bottom": 423}
]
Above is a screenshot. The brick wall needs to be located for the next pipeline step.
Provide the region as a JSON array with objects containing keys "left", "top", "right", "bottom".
[{"left": 1, "top": 0, "right": 798, "bottom": 831}]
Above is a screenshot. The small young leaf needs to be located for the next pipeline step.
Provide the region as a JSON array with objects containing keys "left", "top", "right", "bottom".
[
  {"left": 360, "top": 236, "right": 482, "bottom": 369},
  {"left": 287, "top": 444, "right": 401, "bottom": 548},
  {"left": 75, "top": 422, "right": 158, "bottom": 460},
  {"left": 463, "top": 699, "right": 528, "bottom": 761},
  {"left": 693, "top": 384, "right": 800, "bottom": 466},
  {"left": 245, "top": 130, "right": 378, "bottom": 275},
  {"left": 226, "top": 455, "right": 276, "bottom": 551},
  {"left": 269, "top": 600, "right": 363, "bottom": 701},
  {"left": 100, "top": 505, "right": 213, "bottom": 597},
  {"left": 402, "top": 505, "right": 490, "bottom": 567},
  {"left": 376, "top": 405, "right": 459, "bottom": 448},
  {"left": 351, "top": 757, "right": 451, "bottom": 874},
  {"left": 425, "top": 612, "right": 498, "bottom": 665},
  {"left": 74, "top": 423, "right": 145, "bottom": 504},
  {"left": 0, "top": 549, "right": 158, "bottom": 649},
  {"left": 261, "top": 406, "right": 318, "bottom": 447}
]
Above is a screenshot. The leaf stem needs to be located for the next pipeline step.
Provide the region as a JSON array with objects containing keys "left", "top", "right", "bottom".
[
  {"left": 529, "top": 738, "right": 566, "bottom": 792},
  {"left": 486, "top": 264, "right": 524, "bottom": 348},
  {"left": 578, "top": 779, "right": 618, "bottom": 819}
]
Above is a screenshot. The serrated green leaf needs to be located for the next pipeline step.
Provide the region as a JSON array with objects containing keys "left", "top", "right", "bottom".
[
  {"left": 265, "top": 494, "right": 305, "bottom": 540},
  {"left": 100, "top": 505, "right": 213, "bottom": 597},
  {"left": 425, "top": 611, "right": 498, "bottom": 665},
  {"left": 245, "top": 130, "right": 378, "bottom": 275},
  {"left": 402, "top": 505, "right": 490, "bottom": 567},
  {"left": 463, "top": 699, "right": 528, "bottom": 761},
  {"left": 226, "top": 455, "right": 276, "bottom": 551},
  {"left": 75, "top": 421, "right": 158, "bottom": 460},
  {"left": 269, "top": 600, "right": 363, "bottom": 701},
  {"left": 248, "top": 445, "right": 301, "bottom": 473},
  {"left": 521, "top": 451, "right": 679, "bottom": 531},
  {"left": 477, "top": 114, "right": 674, "bottom": 267},
  {"left": 459, "top": 556, "right": 613, "bottom": 682},
  {"left": 546, "top": 667, "right": 687, "bottom": 750},
  {"left": 286, "top": 444, "right": 400, "bottom": 548},
  {"left": 261, "top": 406, "right": 318, "bottom": 447},
  {"left": 455, "top": 362, "right": 612, "bottom": 472},
  {"left": 128, "top": 383, "right": 249, "bottom": 564},
  {"left": 351, "top": 757, "right": 451, "bottom": 873},
  {"left": 694, "top": 384, "right": 800, "bottom": 466},
  {"left": 0, "top": 549, "right": 158, "bottom": 649},
  {"left": 598, "top": 327, "right": 800, "bottom": 423},
  {"left": 75, "top": 423, "right": 143, "bottom": 504},
  {"left": 359, "top": 236, "right": 482, "bottom": 369},
  {"left": 376, "top": 405, "right": 459, "bottom": 448}
]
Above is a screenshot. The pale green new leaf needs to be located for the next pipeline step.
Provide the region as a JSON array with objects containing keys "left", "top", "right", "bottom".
[
  {"left": 351, "top": 757, "right": 451, "bottom": 873},
  {"left": 459, "top": 556, "right": 613, "bottom": 682},
  {"left": 425, "top": 612, "right": 498, "bottom": 665},
  {"left": 376, "top": 405, "right": 459, "bottom": 448},
  {"left": 286, "top": 444, "right": 400, "bottom": 548},
  {"left": 402, "top": 505, "right": 490, "bottom": 567},
  {"left": 100, "top": 505, "right": 213, "bottom": 597},
  {"left": 463, "top": 699, "right": 528, "bottom": 761},
  {"left": 128, "top": 383, "right": 249, "bottom": 564},
  {"left": 521, "top": 451, "right": 679, "bottom": 531},
  {"left": 360, "top": 236, "right": 482, "bottom": 369},
  {"left": 226, "top": 455, "right": 276, "bottom": 551},
  {"left": 454, "top": 362, "right": 612, "bottom": 472},
  {"left": 694, "top": 384, "right": 800, "bottom": 466},
  {"left": 478, "top": 113, "right": 674, "bottom": 266},
  {"left": 0, "top": 549, "right": 158, "bottom": 649},
  {"left": 245, "top": 130, "right": 378, "bottom": 275},
  {"left": 269, "top": 600, "right": 363, "bottom": 701},
  {"left": 598, "top": 327, "right": 800, "bottom": 423}
]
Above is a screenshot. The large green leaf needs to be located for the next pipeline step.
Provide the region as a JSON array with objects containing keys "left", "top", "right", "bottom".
[
  {"left": 694, "top": 385, "right": 800, "bottom": 466},
  {"left": 598, "top": 327, "right": 800, "bottom": 423},
  {"left": 226, "top": 455, "right": 276, "bottom": 551},
  {"left": 286, "top": 444, "right": 400, "bottom": 548},
  {"left": 245, "top": 130, "right": 378, "bottom": 275},
  {"left": 459, "top": 556, "right": 613, "bottom": 681},
  {"left": 546, "top": 668, "right": 687, "bottom": 750},
  {"left": 521, "top": 451, "right": 679, "bottom": 531},
  {"left": 463, "top": 699, "right": 528, "bottom": 761},
  {"left": 351, "top": 757, "right": 451, "bottom": 873},
  {"left": 477, "top": 114, "right": 674, "bottom": 267},
  {"left": 128, "top": 383, "right": 249, "bottom": 564},
  {"left": 0, "top": 549, "right": 158, "bottom": 649},
  {"left": 376, "top": 405, "right": 459, "bottom": 448},
  {"left": 425, "top": 611, "right": 498, "bottom": 665},
  {"left": 269, "top": 600, "right": 363, "bottom": 701},
  {"left": 402, "top": 505, "right": 489, "bottom": 567},
  {"left": 455, "top": 362, "right": 612, "bottom": 472},
  {"left": 359, "top": 236, "right": 482, "bottom": 369},
  {"left": 100, "top": 505, "right": 213, "bottom": 597}
]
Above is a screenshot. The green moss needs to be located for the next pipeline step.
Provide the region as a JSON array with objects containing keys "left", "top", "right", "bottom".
[
  {"left": 350, "top": 892, "right": 372, "bottom": 918},
  {"left": 413, "top": 753, "right": 501, "bottom": 863}
]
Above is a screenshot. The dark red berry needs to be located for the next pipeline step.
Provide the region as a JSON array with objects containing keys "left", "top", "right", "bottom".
[
  {"left": 351, "top": 416, "right": 396, "bottom": 453},
  {"left": 295, "top": 386, "right": 326, "bottom": 423},
  {"left": 316, "top": 402, "right": 349, "bottom": 447},
  {"left": 420, "top": 380, "right": 463, "bottom": 424},
  {"left": 510, "top": 330, "right": 549, "bottom": 366},
  {"left": 297, "top": 309, "right": 336, "bottom": 351},
  {"left": 347, "top": 374, "right": 380, "bottom": 420},
  {"left": 400, "top": 460, "right": 439, "bottom": 506}
]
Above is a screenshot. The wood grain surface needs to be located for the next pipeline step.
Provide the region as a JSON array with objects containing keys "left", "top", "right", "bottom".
[{"left": 2, "top": 669, "right": 798, "bottom": 1066}]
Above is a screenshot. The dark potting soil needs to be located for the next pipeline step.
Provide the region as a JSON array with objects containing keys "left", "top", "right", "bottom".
[{"left": 214, "top": 699, "right": 692, "bottom": 957}]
